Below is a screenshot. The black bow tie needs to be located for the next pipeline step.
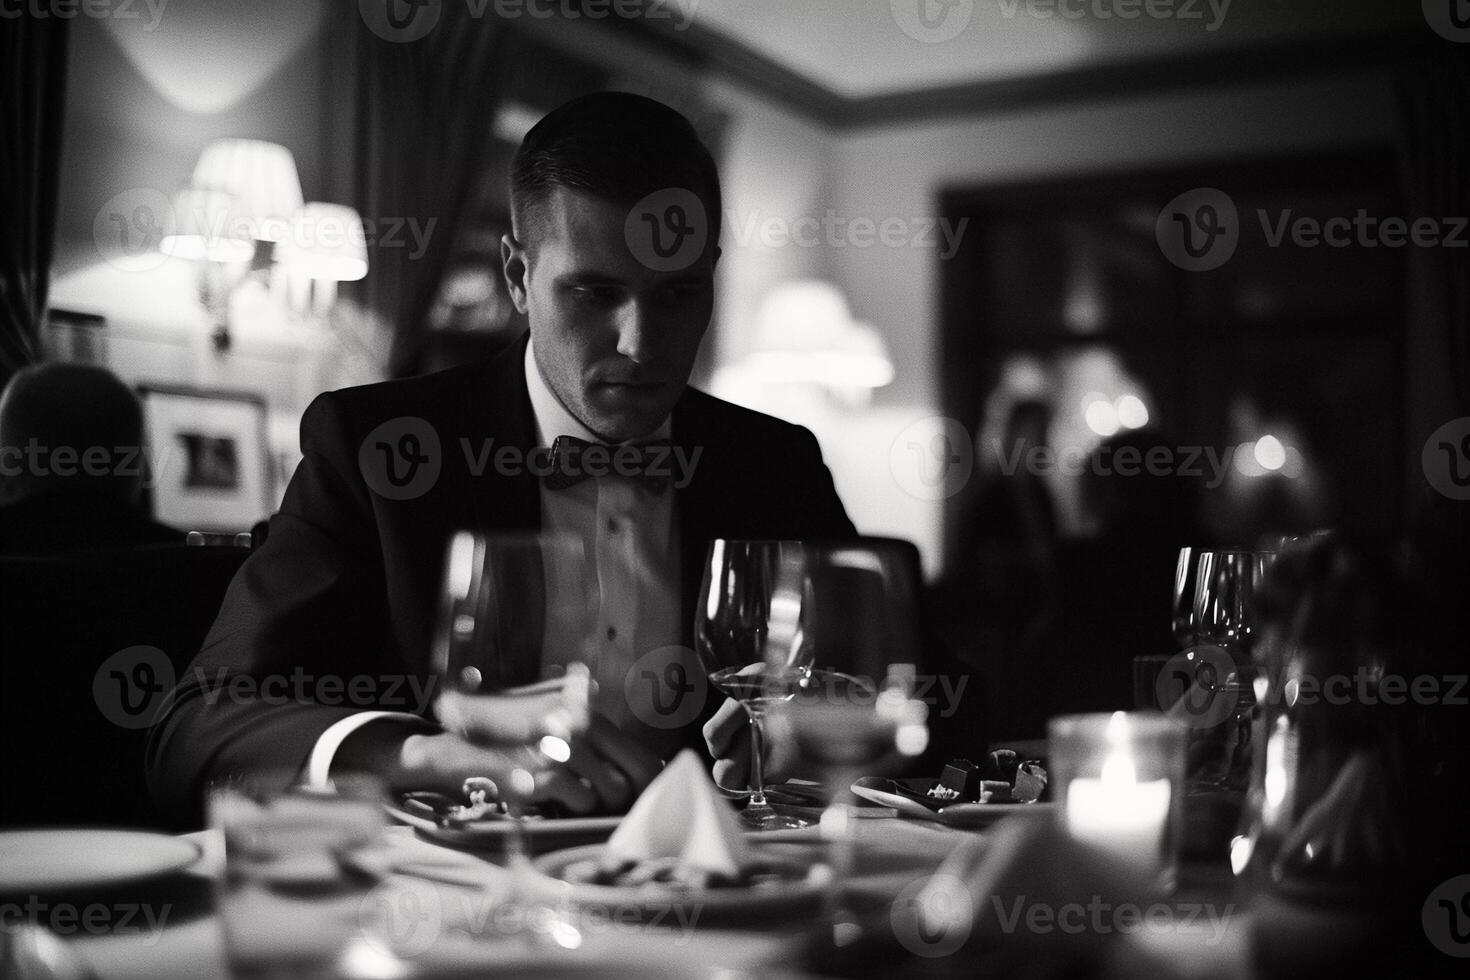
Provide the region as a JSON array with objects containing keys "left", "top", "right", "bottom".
[{"left": 542, "top": 435, "right": 673, "bottom": 493}]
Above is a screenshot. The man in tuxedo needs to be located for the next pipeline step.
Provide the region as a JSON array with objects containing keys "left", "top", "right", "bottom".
[{"left": 147, "top": 92, "right": 855, "bottom": 821}]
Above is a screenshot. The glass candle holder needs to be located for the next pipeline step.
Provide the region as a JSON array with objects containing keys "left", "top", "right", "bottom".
[
  {"left": 1049, "top": 711, "right": 1186, "bottom": 891},
  {"left": 210, "top": 772, "right": 389, "bottom": 979}
]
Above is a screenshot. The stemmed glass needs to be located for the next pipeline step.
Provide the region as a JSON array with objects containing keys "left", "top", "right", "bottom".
[
  {"left": 765, "top": 539, "right": 930, "bottom": 959},
  {"left": 1194, "top": 550, "right": 1257, "bottom": 656},
  {"left": 694, "top": 539, "right": 813, "bottom": 830},
  {"left": 1172, "top": 545, "right": 1201, "bottom": 649},
  {"left": 1188, "top": 549, "right": 1259, "bottom": 792},
  {"left": 430, "top": 530, "right": 595, "bottom": 947}
]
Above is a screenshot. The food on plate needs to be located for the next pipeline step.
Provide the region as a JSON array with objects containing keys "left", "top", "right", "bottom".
[
  {"left": 398, "top": 777, "right": 554, "bottom": 826},
  {"left": 933, "top": 759, "right": 981, "bottom": 800},
  {"left": 924, "top": 752, "right": 1049, "bottom": 804},
  {"left": 559, "top": 854, "right": 808, "bottom": 892},
  {"left": 1012, "top": 762, "right": 1048, "bottom": 803}
]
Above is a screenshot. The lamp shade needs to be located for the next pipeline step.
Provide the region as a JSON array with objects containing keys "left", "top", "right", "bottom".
[
  {"left": 275, "top": 203, "right": 368, "bottom": 281},
  {"left": 159, "top": 188, "right": 255, "bottom": 262},
  {"left": 745, "top": 280, "right": 894, "bottom": 389},
  {"left": 191, "top": 139, "right": 303, "bottom": 242}
]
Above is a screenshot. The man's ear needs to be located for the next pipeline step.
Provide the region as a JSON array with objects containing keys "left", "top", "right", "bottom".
[{"left": 502, "top": 232, "right": 530, "bottom": 314}]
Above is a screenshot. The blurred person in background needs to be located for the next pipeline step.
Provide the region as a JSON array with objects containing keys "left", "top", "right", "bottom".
[
  {"left": 1015, "top": 426, "right": 1210, "bottom": 734},
  {"left": 0, "top": 362, "right": 180, "bottom": 555},
  {"left": 932, "top": 398, "right": 1059, "bottom": 740}
]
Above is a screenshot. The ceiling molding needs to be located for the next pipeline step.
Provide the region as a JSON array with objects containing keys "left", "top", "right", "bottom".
[
  {"left": 841, "top": 31, "right": 1429, "bottom": 128},
  {"left": 617, "top": 4, "right": 1430, "bottom": 131}
]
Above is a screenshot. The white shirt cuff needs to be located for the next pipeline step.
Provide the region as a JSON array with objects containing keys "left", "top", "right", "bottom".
[{"left": 304, "top": 711, "right": 427, "bottom": 789}]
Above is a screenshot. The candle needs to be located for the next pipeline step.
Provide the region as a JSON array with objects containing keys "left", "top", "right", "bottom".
[
  {"left": 1064, "top": 750, "right": 1172, "bottom": 870},
  {"left": 1050, "top": 711, "right": 1183, "bottom": 884}
]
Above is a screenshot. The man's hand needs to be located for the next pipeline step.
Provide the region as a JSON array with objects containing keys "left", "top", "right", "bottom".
[
  {"left": 337, "top": 693, "right": 662, "bottom": 815},
  {"left": 702, "top": 697, "right": 795, "bottom": 793}
]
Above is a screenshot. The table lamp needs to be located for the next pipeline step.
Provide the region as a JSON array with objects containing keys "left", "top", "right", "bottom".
[{"left": 742, "top": 280, "right": 895, "bottom": 407}]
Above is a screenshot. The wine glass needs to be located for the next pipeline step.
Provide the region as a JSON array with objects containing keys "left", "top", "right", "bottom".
[
  {"left": 694, "top": 539, "right": 813, "bottom": 830},
  {"left": 1172, "top": 545, "right": 1201, "bottom": 649},
  {"left": 1194, "top": 549, "right": 1257, "bottom": 656},
  {"left": 430, "top": 530, "right": 595, "bottom": 947},
  {"left": 765, "top": 538, "right": 930, "bottom": 958},
  {"left": 1188, "top": 549, "right": 1259, "bottom": 794}
]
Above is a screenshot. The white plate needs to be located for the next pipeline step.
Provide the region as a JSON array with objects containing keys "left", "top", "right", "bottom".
[
  {"left": 528, "top": 842, "right": 824, "bottom": 924},
  {"left": 850, "top": 777, "right": 1056, "bottom": 828},
  {"left": 0, "top": 829, "right": 200, "bottom": 893},
  {"left": 385, "top": 803, "right": 622, "bottom": 853}
]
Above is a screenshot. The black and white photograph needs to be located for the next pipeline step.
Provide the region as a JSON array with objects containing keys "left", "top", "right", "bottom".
[{"left": 0, "top": 2, "right": 1466, "bottom": 978}]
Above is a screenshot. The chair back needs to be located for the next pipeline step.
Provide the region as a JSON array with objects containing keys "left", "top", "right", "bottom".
[{"left": 0, "top": 543, "right": 249, "bottom": 828}]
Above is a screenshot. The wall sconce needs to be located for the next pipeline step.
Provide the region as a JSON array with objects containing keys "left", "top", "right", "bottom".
[
  {"left": 275, "top": 203, "right": 369, "bottom": 324},
  {"left": 191, "top": 138, "right": 303, "bottom": 244},
  {"left": 741, "top": 280, "right": 895, "bottom": 407},
  {"left": 161, "top": 139, "right": 303, "bottom": 352}
]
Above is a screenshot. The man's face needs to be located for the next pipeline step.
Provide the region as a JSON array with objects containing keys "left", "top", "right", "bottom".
[{"left": 503, "top": 188, "right": 719, "bottom": 443}]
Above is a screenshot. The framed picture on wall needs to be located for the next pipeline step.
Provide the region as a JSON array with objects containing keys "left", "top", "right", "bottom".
[{"left": 137, "top": 385, "right": 273, "bottom": 533}]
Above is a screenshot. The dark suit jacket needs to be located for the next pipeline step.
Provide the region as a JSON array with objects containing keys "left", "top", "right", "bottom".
[{"left": 147, "top": 333, "right": 855, "bottom": 818}]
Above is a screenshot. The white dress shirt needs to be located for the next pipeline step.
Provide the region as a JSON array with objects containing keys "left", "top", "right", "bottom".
[{"left": 306, "top": 339, "right": 686, "bottom": 786}]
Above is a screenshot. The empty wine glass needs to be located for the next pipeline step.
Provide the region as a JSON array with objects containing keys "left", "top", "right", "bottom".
[
  {"left": 694, "top": 539, "right": 813, "bottom": 830},
  {"left": 430, "top": 530, "right": 595, "bottom": 947},
  {"left": 765, "top": 538, "right": 930, "bottom": 958},
  {"left": 1189, "top": 549, "right": 1260, "bottom": 794},
  {"left": 1194, "top": 549, "right": 1257, "bottom": 656},
  {"left": 1172, "top": 545, "right": 1201, "bottom": 649}
]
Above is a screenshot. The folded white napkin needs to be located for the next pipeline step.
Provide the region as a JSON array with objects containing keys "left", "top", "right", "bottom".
[{"left": 600, "top": 749, "right": 754, "bottom": 877}]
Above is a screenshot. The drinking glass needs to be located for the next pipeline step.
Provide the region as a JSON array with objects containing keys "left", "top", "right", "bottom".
[
  {"left": 1171, "top": 545, "right": 1201, "bottom": 649},
  {"left": 694, "top": 539, "right": 813, "bottom": 830},
  {"left": 765, "top": 539, "right": 930, "bottom": 956},
  {"left": 1193, "top": 549, "right": 1257, "bottom": 656},
  {"left": 1181, "top": 550, "right": 1261, "bottom": 859},
  {"left": 430, "top": 530, "right": 595, "bottom": 946},
  {"left": 211, "top": 772, "right": 389, "bottom": 979}
]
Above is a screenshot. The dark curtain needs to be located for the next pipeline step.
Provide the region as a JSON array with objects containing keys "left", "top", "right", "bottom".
[
  {"left": 1396, "top": 45, "right": 1470, "bottom": 419},
  {"left": 320, "top": 4, "right": 508, "bottom": 377},
  {"left": 0, "top": 15, "right": 68, "bottom": 389}
]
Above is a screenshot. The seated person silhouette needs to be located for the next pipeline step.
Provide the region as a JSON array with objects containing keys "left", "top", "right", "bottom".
[
  {"left": 0, "top": 362, "right": 181, "bottom": 555},
  {"left": 1015, "top": 426, "right": 1210, "bottom": 734}
]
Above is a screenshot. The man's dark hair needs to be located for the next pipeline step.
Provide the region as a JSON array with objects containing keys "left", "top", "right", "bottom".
[{"left": 509, "top": 91, "right": 722, "bottom": 250}]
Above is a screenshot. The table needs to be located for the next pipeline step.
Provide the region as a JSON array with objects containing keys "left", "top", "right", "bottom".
[{"left": 43, "top": 814, "right": 1254, "bottom": 980}]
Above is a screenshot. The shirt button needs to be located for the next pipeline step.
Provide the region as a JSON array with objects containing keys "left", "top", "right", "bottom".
[{"left": 606, "top": 626, "right": 617, "bottom": 641}]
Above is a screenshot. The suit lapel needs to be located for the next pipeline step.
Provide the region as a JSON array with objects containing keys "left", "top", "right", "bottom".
[
  {"left": 672, "top": 394, "right": 716, "bottom": 641},
  {"left": 461, "top": 332, "right": 542, "bottom": 535}
]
